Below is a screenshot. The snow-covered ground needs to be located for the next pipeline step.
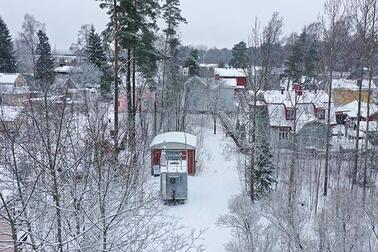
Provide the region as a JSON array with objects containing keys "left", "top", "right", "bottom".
[{"left": 156, "top": 127, "right": 241, "bottom": 251}]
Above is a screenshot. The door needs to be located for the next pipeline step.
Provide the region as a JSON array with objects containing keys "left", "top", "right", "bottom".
[
  {"left": 152, "top": 149, "right": 161, "bottom": 166},
  {"left": 187, "top": 150, "right": 195, "bottom": 175}
]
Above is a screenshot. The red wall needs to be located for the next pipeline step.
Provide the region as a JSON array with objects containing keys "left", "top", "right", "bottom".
[
  {"left": 187, "top": 150, "right": 196, "bottom": 175},
  {"left": 151, "top": 149, "right": 161, "bottom": 166},
  {"left": 236, "top": 77, "right": 247, "bottom": 86}
]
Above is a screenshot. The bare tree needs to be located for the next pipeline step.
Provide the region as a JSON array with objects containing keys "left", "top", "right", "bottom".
[
  {"left": 261, "top": 12, "right": 283, "bottom": 90},
  {"left": 322, "top": 0, "right": 343, "bottom": 196},
  {"left": 362, "top": 0, "right": 377, "bottom": 201},
  {"left": 349, "top": 0, "right": 377, "bottom": 187},
  {"left": 15, "top": 14, "right": 45, "bottom": 74}
]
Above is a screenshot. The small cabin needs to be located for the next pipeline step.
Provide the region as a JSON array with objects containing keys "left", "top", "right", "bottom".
[{"left": 150, "top": 132, "right": 197, "bottom": 176}]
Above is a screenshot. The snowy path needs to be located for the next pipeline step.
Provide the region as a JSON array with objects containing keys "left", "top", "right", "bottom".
[{"left": 165, "top": 127, "right": 241, "bottom": 252}]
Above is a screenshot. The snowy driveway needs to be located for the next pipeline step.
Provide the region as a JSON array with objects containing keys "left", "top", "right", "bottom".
[{"left": 165, "top": 128, "right": 241, "bottom": 252}]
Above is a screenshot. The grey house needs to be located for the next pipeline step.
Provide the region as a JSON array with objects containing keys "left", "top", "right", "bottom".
[
  {"left": 262, "top": 90, "right": 334, "bottom": 150},
  {"left": 185, "top": 76, "right": 224, "bottom": 113}
]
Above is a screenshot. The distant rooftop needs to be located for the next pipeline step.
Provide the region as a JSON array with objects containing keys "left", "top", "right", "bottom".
[
  {"left": 54, "top": 66, "right": 83, "bottom": 74},
  {"left": 336, "top": 101, "right": 378, "bottom": 118},
  {"left": 263, "top": 90, "right": 330, "bottom": 108},
  {"left": 332, "top": 79, "right": 377, "bottom": 90},
  {"left": 214, "top": 68, "right": 246, "bottom": 78},
  {"left": 0, "top": 73, "right": 22, "bottom": 85}
]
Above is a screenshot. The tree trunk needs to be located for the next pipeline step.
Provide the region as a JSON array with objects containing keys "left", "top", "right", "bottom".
[
  {"left": 353, "top": 3, "right": 369, "bottom": 188},
  {"left": 288, "top": 97, "right": 298, "bottom": 208},
  {"left": 363, "top": 68, "right": 374, "bottom": 201},
  {"left": 0, "top": 193, "right": 19, "bottom": 252},
  {"left": 113, "top": 0, "right": 120, "bottom": 152},
  {"left": 249, "top": 93, "right": 257, "bottom": 202},
  {"left": 213, "top": 115, "right": 217, "bottom": 134},
  {"left": 324, "top": 64, "right": 333, "bottom": 196},
  {"left": 363, "top": 2, "right": 376, "bottom": 202},
  {"left": 131, "top": 56, "right": 137, "bottom": 166}
]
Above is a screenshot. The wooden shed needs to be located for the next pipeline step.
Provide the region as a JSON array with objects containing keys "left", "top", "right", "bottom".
[{"left": 150, "top": 132, "right": 197, "bottom": 175}]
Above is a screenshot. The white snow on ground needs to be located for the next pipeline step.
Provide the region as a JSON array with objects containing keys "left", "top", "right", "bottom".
[{"left": 161, "top": 127, "right": 241, "bottom": 252}]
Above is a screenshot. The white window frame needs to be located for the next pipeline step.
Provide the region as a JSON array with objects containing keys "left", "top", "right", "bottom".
[
  {"left": 316, "top": 108, "right": 326, "bottom": 120},
  {"left": 286, "top": 109, "right": 296, "bottom": 120}
]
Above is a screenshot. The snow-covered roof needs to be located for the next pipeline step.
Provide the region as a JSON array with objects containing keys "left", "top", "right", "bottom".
[
  {"left": 267, "top": 104, "right": 290, "bottom": 128},
  {"left": 267, "top": 103, "right": 326, "bottom": 133},
  {"left": 199, "top": 63, "right": 218, "bottom": 68},
  {"left": 263, "top": 90, "right": 335, "bottom": 132},
  {"left": 54, "top": 66, "right": 82, "bottom": 74},
  {"left": 263, "top": 90, "right": 329, "bottom": 108},
  {"left": 53, "top": 77, "right": 76, "bottom": 89},
  {"left": 359, "top": 121, "right": 378, "bottom": 132},
  {"left": 0, "top": 73, "right": 21, "bottom": 85},
  {"left": 150, "top": 132, "right": 197, "bottom": 149},
  {"left": 336, "top": 101, "right": 378, "bottom": 118},
  {"left": 0, "top": 106, "right": 23, "bottom": 122},
  {"left": 214, "top": 68, "right": 246, "bottom": 78},
  {"left": 332, "top": 79, "right": 376, "bottom": 90}
]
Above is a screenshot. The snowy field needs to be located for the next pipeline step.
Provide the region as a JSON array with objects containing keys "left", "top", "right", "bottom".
[{"left": 153, "top": 126, "right": 241, "bottom": 251}]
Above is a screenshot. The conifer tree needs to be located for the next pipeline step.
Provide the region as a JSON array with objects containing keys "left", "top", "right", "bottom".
[
  {"left": 229, "top": 41, "right": 250, "bottom": 68},
  {"left": 35, "top": 30, "right": 55, "bottom": 85},
  {"left": 255, "top": 138, "right": 276, "bottom": 199},
  {"left": 162, "top": 0, "right": 187, "bottom": 59},
  {"left": 0, "top": 16, "right": 17, "bottom": 73},
  {"left": 118, "top": 0, "right": 160, "bottom": 158},
  {"left": 303, "top": 40, "right": 319, "bottom": 78},
  {"left": 85, "top": 26, "right": 107, "bottom": 68},
  {"left": 134, "top": 30, "right": 160, "bottom": 81},
  {"left": 285, "top": 31, "right": 306, "bottom": 83},
  {"left": 161, "top": 0, "right": 186, "bottom": 83},
  {"left": 185, "top": 49, "right": 200, "bottom": 76},
  {"left": 159, "top": 0, "right": 187, "bottom": 132},
  {"left": 84, "top": 25, "right": 111, "bottom": 92}
]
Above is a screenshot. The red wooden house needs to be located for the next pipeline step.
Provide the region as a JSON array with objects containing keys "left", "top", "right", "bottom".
[
  {"left": 214, "top": 68, "right": 247, "bottom": 87},
  {"left": 150, "top": 132, "right": 197, "bottom": 175}
]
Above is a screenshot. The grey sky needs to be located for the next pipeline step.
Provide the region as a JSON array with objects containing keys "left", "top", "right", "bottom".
[{"left": 1, "top": 0, "right": 326, "bottom": 51}]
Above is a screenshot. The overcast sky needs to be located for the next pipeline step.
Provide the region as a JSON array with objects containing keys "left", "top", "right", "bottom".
[{"left": 1, "top": 0, "right": 326, "bottom": 51}]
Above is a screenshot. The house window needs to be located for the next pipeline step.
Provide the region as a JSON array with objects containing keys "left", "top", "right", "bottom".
[
  {"left": 316, "top": 108, "right": 326, "bottom": 120},
  {"left": 286, "top": 109, "right": 296, "bottom": 120},
  {"left": 279, "top": 127, "right": 291, "bottom": 140}
]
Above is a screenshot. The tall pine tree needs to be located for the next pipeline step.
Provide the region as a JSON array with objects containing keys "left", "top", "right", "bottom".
[
  {"left": 119, "top": 0, "right": 160, "bottom": 78},
  {"left": 85, "top": 26, "right": 107, "bottom": 68},
  {"left": 118, "top": 0, "right": 160, "bottom": 157},
  {"left": 162, "top": 0, "right": 187, "bottom": 59},
  {"left": 84, "top": 25, "right": 111, "bottom": 92},
  {"left": 0, "top": 16, "right": 17, "bottom": 73},
  {"left": 35, "top": 30, "right": 55, "bottom": 85},
  {"left": 159, "top": 0, "right": 187, "bottom": 132}
]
